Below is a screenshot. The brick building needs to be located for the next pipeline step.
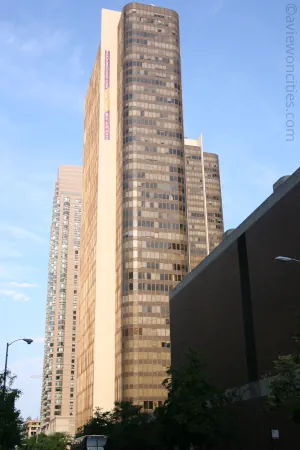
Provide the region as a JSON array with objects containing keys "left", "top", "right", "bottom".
[{"left": 170, "top": 167, "right": 300, "bottom": 449}]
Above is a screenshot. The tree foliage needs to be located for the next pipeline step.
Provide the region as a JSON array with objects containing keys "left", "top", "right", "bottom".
[
  {"left": 77, "top": 402, "right": 155, "bottom": 450},
  {"left": 267, "top": 314, "right": 300, "bottom": 422},
  {"left": 22, "top": 432, "right": 71, "bottom": 450},
  {"left": 0, "top": 372, "right": 23, "bottom": 450},
  {"left": 77, "top": 350, "right": 238, "bottom": 450},
  {"left": 158, "top": 349, "right": 237, "bottom": 450}
]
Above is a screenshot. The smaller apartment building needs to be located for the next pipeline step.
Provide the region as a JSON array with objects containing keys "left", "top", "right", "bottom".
[{"left": 25, "top": 419, "right": 41, "bottom": 437}]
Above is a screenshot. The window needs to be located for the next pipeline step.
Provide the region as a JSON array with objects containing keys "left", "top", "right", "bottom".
[
  {"left": 161, "top": 342, "right": 170, "bottom": 348},
  {"left": 144, "top": 400, "right": 154, "bottom": 410}
]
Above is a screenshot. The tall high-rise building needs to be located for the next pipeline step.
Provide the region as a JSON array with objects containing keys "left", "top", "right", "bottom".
[
  {"left": 76, "top": 3, "right": 223, "bottom": 430},
  {"left": 184, "top": 136, "right": 223, "bottom": 270},
  {"left": 76, "top": 9, "right": 121, "bottom": 430},
  {"left": 115, "top": 1, "right": 188, "bottom": 412},
  {"left": 41, "top": 166, "right": 82, "bottom": 436}
]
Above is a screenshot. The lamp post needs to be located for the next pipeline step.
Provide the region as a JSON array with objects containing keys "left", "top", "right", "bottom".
[
  {"left": 274, "top": 256, "right": 300, "bottom": 264},
  {"left": 2, "top": 338, "right": 33, "bottom": 395}
]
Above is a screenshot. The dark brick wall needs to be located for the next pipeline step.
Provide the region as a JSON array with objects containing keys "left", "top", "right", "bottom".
[
  {"left": 171, "top": 180, "right": 300, "bottom": 385},
  {"left": 246, "top": 182, "right": 300, "bottom": 377},
  {"left": 215, "top": 398, "right": 300, "bottom": 450},
  {"left": 170, "top": 241, "right": 248, "bottom": 389},
  {"left": 170, "top": 178, "right": 300, "bottom": 449}
]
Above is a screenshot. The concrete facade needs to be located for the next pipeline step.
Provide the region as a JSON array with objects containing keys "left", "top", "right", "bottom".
[
  {"left": 76, "top": 8, "right": 121, "bottom": 430},
  {"left": 41, "top": 166, "right": 82, "bottom": 435},
  {"left": 25, "top": 419, "right": 41, "bottom": 437},
  {"left": 47, "top": 416, "right": 76, "bottom": 436}
]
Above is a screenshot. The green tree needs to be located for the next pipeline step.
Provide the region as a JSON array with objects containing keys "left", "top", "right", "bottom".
[
  {"left": 109, "top": 402, "right": 155, "bottom": 450},
  {"left": 77, "top": 402, "right": 156, "bottom": 450},
  {"left": 112, "top": 401, "right": 145, "bottom": 424},
  {"left": 22, "top": 432, "right": 70, "bottom": 450},
  {"left": 0, "top": 372, "right": 24, "bottom": 450},
  {"left": 77, "top": 408, "right": 115, "bottom": 437},
  {"left": 267, "top": 314, "right": 300, "bottom": 423},
  {"left": 157, "top": 349, "right": 238, "bottom": 450},
  {"left": 77, "top": 353, "right": 239, "bottom": 450}
]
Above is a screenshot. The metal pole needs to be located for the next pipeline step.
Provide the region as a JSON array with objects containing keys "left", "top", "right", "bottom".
[{"left": 2, "top": 342, "right": 9, "bottom": 395}]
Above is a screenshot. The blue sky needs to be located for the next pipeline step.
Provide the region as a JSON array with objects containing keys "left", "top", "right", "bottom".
[{"left": 0, "top": 0, "right": 298, "bottom": 419}]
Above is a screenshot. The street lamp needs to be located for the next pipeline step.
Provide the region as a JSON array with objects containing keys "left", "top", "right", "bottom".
[
  {"left": 2, "top": 338, "right": 33, "bottom": 394},
  {"left": 274, "top": 256, "right": 300, "bottom": 264}
]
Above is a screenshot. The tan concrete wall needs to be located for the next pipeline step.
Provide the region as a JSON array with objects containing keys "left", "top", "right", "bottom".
[
  {"left": 76, "top": 48, "right": 101, "bottom": 430},
  {"left": 93, "top": 8, "right": 121, "bottom": 413},
  {"left": 76, "top": 9, "right": 121, "bottom": 431},
  {"left": 47, "top": 416, "right": 75, "bottom": 436}
]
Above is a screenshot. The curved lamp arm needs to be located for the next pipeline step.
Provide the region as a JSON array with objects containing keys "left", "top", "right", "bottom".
[
  {"left": 275, "top": 256, "right": 300, "bottom": 264},
  {"left": 8, "top": 338, "right": 33, "bottom": 346},
  {"left": 3, "top": 338, "right": 33, "bottom": 394}
]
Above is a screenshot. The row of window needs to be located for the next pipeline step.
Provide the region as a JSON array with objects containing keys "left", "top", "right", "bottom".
[
  {"left": 125, "top": 37, "right": 178, "bottom": 49},
  {"left": 124, "top": 117, "right": 181, "bottom": 127},
  {"left": 134, "top": 54, "right": 172, "bottom": 64},
  {"left": 123, "top": 162, "right": 184, "bottom": 175},
  {"left": 125, "top": 110, "right": 179, "bottom": 122},
  {"left": 126, "top": 30, "right": 157, "bottom": 39},
  {"left": 124, "top": 67, "right": 177, "bottom": 81},
  {"left": 124, "top": 60, "right": 180, "bottom": 75},
  {"left": 123, "top": 219, "right": 186, "bottom": 231},
  {"left": 122, "top": 327, "right": 170, "bottom": 337},
  {"left": 127, "top": 271, "right": 184, "bottom": 282},
  {"left": 124, "top": 93, "right": 180, "bottom": 108},
  {"left": 125, "top": 283, "right": 174, "bottom": 292},
  {"left": 123, "top": 171, "right": 184, "bottom": 185},
  {"left": 124, "top": 94, "right": 180, "bottom": 106},
  {"left": 124, "top": 134, "right": 182, "bottom": 148},
  {"left": 125, "top": 76, "right": 166, "bottom": 87},
  {"left": 125, "top": 201, "right": 184, "bottom": 212},
  {"left": 146, "top": 240, "right": 187, "bottom": 250},
  {"left": 122, "top": 153, "right": 183, "bottom": 170},
  {"left": 125, "top": 8, "right": 175, "bottom": 21},
  {"left": 141, "top": 191, "right": 184, "bottom": 200}
]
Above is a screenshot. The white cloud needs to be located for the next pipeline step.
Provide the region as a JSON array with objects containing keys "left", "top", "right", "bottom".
[
  {"left": 0, "top": 288, "right": 30, "bottom": 302},
  {"left": 0, "top": 21, "right": 71, "bottom": 57},
  {"left": 9, "top": 282, "right": 38, "bottom": 288},
  {"left": 0, "top": 263, "right": 37, "bottom": 282},
  {"left": 0, "top": 223, "right": 43, "bottom": 242},
  {"left": 0, "top": 20, "right": 85, "bottom": 110}
]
